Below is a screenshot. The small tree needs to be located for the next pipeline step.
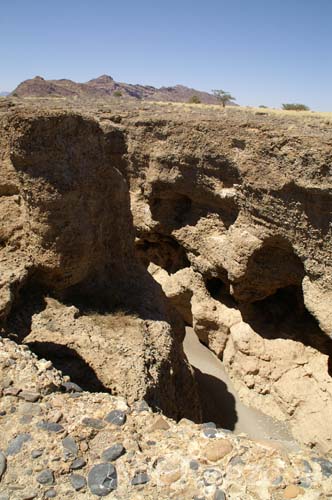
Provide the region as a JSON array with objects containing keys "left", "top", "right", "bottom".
[
  {"left": 282, "top": 103, "right": 310, "bottom": 111},
  {"left": 188, "top": 95, "right": 201, "bottom": 104},
  {"left": 212, "top": 89, "right": 236, "bottom": 108},
  {"left": 113, "top": 90, "right": 122, "bottom": 97}
]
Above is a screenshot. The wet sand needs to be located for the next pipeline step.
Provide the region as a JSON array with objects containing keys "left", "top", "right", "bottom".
[{"left": 183, "top": 327, "right": 298, "bottom": 449}]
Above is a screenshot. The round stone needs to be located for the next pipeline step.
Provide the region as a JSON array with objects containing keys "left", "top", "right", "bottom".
[
  {"left": 202, "top": 422, "right": 217, "bottom": 429},
  {"left": 70, "top": 458, "right": 86, "bottom": 470},
  {"left": 45, "top": 489, "right": 57, "bottom": 498},
  {"left": 214, "top": 489, "right": 226, "bottom": 500},
  {"left": 6, "top": 433, "right": 31, "bottom": 455},
  {"left": 101, "top": 444, "right": 125, "bottom": 462},
  {"left": 189, "top": 460, "right": 199, "bottom": 471},
  {"left": 283, "top": 485, "right": 303, "bottom": 499},
  {"left": 37, "top": 421, "right": 64, "bottom": 433},
  {"left": 82, "top": 417, "right": 106, "bottom": 430},
  {"left": 31, "top": 449, "right": 43, "bottom": 459},
  {"left": 36, "top": 469, "right": 54, "bottom": 485},
  {"left": 312, "top": 457, "right": 332, "bottom": 477},
  {"left": 131, "top": 472, "right": 149, "bottom": 485},
  {"left": 62, "top": 436, "right": 78, "bottom": 457},
  {"left": 62, "top": 382, "right": 83, "bottom": 393},
  {"left": 70, "top": 474, "right": 87, "bottom": 491},
  {"left": 204, "top": 439, "right": 233, "bottom": 462},
  {"left": 87, "top": 463, "right": 117, "bottom": 496},
  {"left": 105, "top": 410, "right": 126, "bottom": 426},
  {"left": 203, "top": 428, "right": 217, "bottom": 439},
  {"left": 203, "top": 468, "right": 223, "bottom": 486}
]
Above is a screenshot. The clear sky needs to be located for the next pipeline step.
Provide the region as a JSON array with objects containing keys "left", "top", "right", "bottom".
[{"left": 1, "top": 0, "right": 331, "bottom": 110}]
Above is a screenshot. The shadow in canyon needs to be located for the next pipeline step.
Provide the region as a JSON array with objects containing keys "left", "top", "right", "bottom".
[
  {"left": 193, "top": 366, "right": 237, "bottom": 430},
  {"left": 28, "top": 341, "right": 112, "bottom": 393}
]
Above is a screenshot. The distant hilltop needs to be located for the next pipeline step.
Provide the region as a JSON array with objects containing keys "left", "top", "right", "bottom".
[{"left": 10, "top": 75, "right": 232, "bottom": 104}]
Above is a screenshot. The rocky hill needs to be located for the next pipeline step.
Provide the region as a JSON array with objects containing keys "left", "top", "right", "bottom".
[
  {"left": 11, "top": 75, "right": 224, "bottom": 103},
  {"left": 0, "top": 98, "right": 331, "bottom": 498}
]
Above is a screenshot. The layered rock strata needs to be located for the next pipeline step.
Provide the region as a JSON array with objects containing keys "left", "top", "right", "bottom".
[{"left": 0, "top": 100, "right": 332, "bottom": 460}]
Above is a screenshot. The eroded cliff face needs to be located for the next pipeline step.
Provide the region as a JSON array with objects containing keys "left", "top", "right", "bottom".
[
  {"left": 101, "top": 110, "right": 332, "bottom": 453},
  {"left": 1, "top": 102, "right": 332, "bottom": 455},
  {"left": 0, "top": 107, "right": 200, "bottom": 423}
]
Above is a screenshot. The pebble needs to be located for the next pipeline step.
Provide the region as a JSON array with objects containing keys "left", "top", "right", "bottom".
[
  {"left": 202, "top": 422, "right": 217, "bottom": 429},
  {"left": 189, "top": 460, "right": 199, "bottom": 471},
  {"left": 101, "top": 444, "right": 125, "bottom": 462},
  {"left": 203, "top": 468, "right": 223, "bottom": 486},
  {"left": 31, "top": 449, "right": 43, "bottom": 459},
  {"left": 36, "top": 421, "right": 64, "bottom": 433},
  {"left": 204, "top": 439, "right": 233, "bottom": 462},
  {"left": 298, "top": 478, "right": 311, "bottom": 488},
  {"left": 36, "top": 469, "right": 54, "bottom": 485},
  {"left": 229, "top": 455, "right": 244, "bottom": 466},
  {"left": 70, "top": 458, "right": 86, "bottom": 470},
  {"left": 88, "top": 463, "right": 117, "bottom": 496},
  {"left": 82, "top": 417, "right": 106, "bottom": 430},
  {"left": 312, "top": 457, "right": 332, "bottom": 477},
  {"left": 62, "top": 382, "right": 83, "bottom": 393},
  {"left": 105, "top": 410, "right": 126, "bottom": 426},
  {"left": 203, "top": 428, "right": 218, "bottom": 439},
  {"left": 302, "top": 460, "right": 312, "bottom": 473},
  {"left": 62, "top": 436, "right": 78, "bottom": 457},
  {"left": 283, "top": 485, "right": 303, "bottom": 498},
  {"left": 132, "top": 400, "right": 150, "bottom": 412},
  {"left": 6, "top": 433, "right": 32, "bottom": 455},
  {"left": 214, "top": 489, "right": 226, "bottom": 500},
  {"left": 148, "top": 416, "right": 170, "bottom": 431},
  {"left": 19, "top": 403, "right": 41, "bottom": 416},
  {"left": 45, "top": 489, "right": 57, "bottom": 498},
  {"left": 131, "top": 472, "right": 149, "bottom": 485},
  {"left": 21, "top": 491, "right": 38, "bottom": 499},
  {"left": 0, "top": 451, "right": 7, "bottom": 479},
  {"left": 18, "top": 391, "right": 40, "bottom": 403},
  {"left": 70, "top": 473, "right": 87, "bottom": 491}
]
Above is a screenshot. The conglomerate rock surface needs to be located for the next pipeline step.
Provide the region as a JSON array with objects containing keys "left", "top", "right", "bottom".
[
  {"left": 0, "top": 98, "right": 332, "bottom": 499},
  {"left": 1, "top": 336, "right": 332, "bottom": 499}
]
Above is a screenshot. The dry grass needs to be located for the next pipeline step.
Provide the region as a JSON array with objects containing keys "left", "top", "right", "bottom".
[{"left": 152, "top": 100, "right": 332, "bottom": 118}]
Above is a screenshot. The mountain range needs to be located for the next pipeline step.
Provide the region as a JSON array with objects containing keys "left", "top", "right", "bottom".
[{"left": 10, "top": 75, "right": 226, "bottom": 104}]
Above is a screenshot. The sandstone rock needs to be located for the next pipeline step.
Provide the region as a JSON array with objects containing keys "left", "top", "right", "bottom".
[
  {"left": 203, "top": 439, "right": 233, "bottom": 462},
  {"left": 148, "top": 416, "right": 171, "bottom": 432},
  {"left": 283, "top": 485, "right": 303, "bottom": 498}
]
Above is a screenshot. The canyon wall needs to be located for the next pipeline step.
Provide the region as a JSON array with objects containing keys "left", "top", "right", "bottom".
[
  {"left": 1, "top": 102, "right": 332, "bottom": 454},
  {"left": 102, "top": 110, "right": 332, "bottom": 453}
]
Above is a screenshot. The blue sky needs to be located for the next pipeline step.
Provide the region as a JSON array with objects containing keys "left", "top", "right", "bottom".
[{"left": 1, "top": 0, "right": 331, "bottom": 110}]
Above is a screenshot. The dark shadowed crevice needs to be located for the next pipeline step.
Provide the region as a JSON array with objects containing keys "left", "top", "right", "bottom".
[
  {"left": 149, "top": 189, "right": 240, "bottom": 232},
  {"left": 3, "top": 278, "right": 47, "bottom": 343},
  {"left": 240, "top": 285, "right": 332, "bottom": 368},
  {"left": 27, "top": 341, "right": 112, "bottom": 393},
  {"left": 135, "top": 234, "right": 190, "bottom": 273},
  {"left": 205, "top": 277, "right": 237, "bottom": 309},
  {"left": 232, "top": 236, "right": 305, "bottom": 303}
]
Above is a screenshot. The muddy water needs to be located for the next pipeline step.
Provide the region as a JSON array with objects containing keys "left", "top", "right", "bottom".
[{"left": 183, "top": 327, "right": 299, "bottom": 450}]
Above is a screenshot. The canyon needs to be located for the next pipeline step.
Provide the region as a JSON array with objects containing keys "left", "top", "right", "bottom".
[{"left": 0, "top": 96, "right": 331, "bottom": 498}]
